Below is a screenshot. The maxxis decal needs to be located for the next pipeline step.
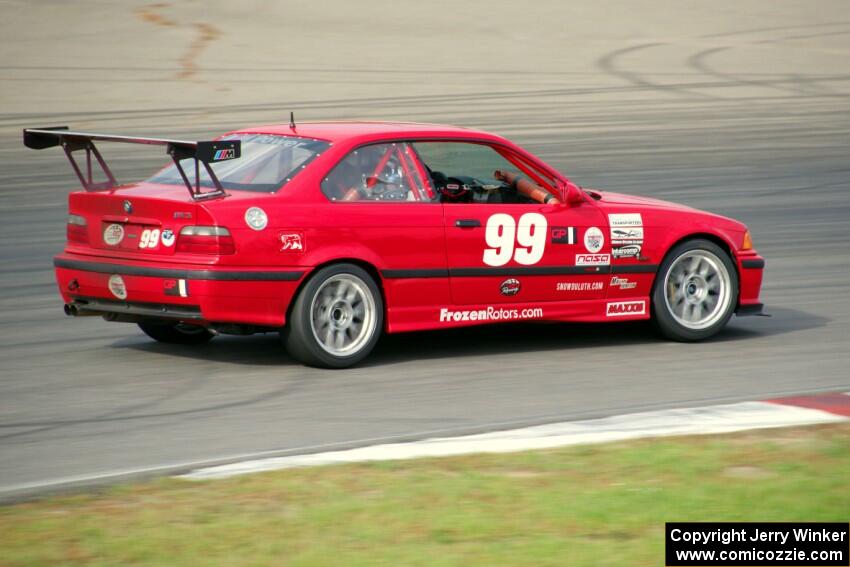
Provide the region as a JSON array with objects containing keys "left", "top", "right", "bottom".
[{"left": 606, "top": 300, "right": 646, "bottom": 317}]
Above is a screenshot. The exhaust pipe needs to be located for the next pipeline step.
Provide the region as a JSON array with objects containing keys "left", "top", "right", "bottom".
[{"left": 63, "top": 303, "right": 100, "bottom": 317}]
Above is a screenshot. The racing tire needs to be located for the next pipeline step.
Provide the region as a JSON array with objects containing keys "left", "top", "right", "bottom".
[
  {"left": 137, "top": 321, "right": 215, "bottom": 345},
  {"left": 284, "top": 263, "right": 383, "bottom": 368},
  {"left": 651, "top": 239, "right": 738, "bottom": 342}
]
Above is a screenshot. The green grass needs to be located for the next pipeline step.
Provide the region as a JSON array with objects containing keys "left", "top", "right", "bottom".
[{"left": 1, "top": 424, "right": 848, "bottom": 566}]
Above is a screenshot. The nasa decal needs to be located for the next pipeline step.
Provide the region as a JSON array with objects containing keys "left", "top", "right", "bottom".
[
  {"left": 575, "top": 254, "right": 610, "bottom": 266},
  {"left": 583, "top": 227, "right": 604, "bottom": 253}
]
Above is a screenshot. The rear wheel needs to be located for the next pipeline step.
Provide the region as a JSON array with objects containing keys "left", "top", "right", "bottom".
[
  {"left": 651, "top": 239, "right": 738, "bottom": 341},
  {"left": 137, "top": 321, "right": 214, "bottom": 345},
  {"left": 284, "top": 263, "right": 383, "bottom": 368}
]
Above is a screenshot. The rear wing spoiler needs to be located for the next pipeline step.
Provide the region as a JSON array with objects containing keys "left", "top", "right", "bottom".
[{"left": 22, "top": 126, "right": 241, "bottom": 200}]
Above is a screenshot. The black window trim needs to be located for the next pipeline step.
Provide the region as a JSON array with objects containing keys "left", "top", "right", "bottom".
[{"left": 318, "top": 136, "right": 568, "bottom": 205}]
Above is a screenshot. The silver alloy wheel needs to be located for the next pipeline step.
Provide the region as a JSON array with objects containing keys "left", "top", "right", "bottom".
[
  {"left": 309, "top": 273, "right": 377, "bottom": 357},
  {"left": 663, "top": 250, "right": 732, "bottom": 330}
]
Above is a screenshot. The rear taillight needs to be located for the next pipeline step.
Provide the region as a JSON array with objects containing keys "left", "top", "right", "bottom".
[
  {"left": 67, "top": 214, "right": 88, "bottom": 244},
  {"left": 177, "top": 226, "right": 235, "bottom": 255}
]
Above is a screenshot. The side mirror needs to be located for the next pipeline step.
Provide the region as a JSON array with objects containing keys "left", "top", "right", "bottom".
[{"left": 558, "top": 181, "right": 585, "bottom": 205}]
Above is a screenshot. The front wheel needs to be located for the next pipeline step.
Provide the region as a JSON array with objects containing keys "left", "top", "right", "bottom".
[
  {"left": 137, "top": 321, "right": 214, "bottom": 344},
  {"left": 651, "top": 239, "right": 738, "bottom": 341},
  {"left": 284, "top": 264, "right": 383, "bottom": 368}
]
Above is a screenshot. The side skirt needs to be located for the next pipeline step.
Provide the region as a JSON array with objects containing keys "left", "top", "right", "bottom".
[{"left": 385, "top": 297, "right": 651, "bottom": 333}]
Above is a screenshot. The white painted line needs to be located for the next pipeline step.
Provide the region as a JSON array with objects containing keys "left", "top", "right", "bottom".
[{"left": 181, "top": 400, "right": 847, "bottom": 481}]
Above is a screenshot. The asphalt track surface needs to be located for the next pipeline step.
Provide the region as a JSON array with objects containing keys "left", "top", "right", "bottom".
[{"left": 1, "top": 1, "right": 849, "bottom": 500}]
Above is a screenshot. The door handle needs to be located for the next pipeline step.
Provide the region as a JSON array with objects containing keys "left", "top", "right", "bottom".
[{"left": 455, "top": 219, "right": 481, "bottom": 228}]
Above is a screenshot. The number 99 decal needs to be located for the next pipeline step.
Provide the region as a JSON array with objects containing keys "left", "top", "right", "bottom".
[
  {"left": 138, "top": 228, "right": 161, "bottom": 249},
  {"left": 483, "top": 213, "right": 547, "bottom": 267}
]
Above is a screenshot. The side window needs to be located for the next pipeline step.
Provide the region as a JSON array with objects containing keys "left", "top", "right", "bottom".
[
  {"left": 412, "top": 141, "right": 560, "bottom": 205},
  {"left": 321, "top": 142, "right": 436, "bottom": 203}
]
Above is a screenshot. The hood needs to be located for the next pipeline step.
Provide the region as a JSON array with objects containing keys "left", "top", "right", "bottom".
[
  {"left": 587, "top": 189, "right": 696, "bottom": 212},
  {"left": 587, "top": 189, "right": 748, "bottom": 234}
]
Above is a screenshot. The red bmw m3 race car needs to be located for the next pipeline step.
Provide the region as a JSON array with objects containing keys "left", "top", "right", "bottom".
[{"left": 24, "top": 121, "right": 765, "bottom": 368}]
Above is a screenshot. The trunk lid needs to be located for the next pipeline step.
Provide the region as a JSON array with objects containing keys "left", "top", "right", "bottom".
[{"left": 67, "top": 183, "right": 210, "bottom": 262}]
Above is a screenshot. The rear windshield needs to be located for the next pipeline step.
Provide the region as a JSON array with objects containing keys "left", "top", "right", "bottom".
[{"left": 147, "top": 134, "right": 330, "bottom": 193}]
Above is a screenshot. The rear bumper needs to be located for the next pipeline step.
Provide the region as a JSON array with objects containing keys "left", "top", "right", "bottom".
[
  {"left": 54, "top": 254, "right": 307, "bottom": 327},
  {"left": 68, "top": 296, "right": 204, "bottom": 320}
]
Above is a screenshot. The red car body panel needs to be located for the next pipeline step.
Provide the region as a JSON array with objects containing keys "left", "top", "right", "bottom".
[{"left": 49, "top": 121, "right": 765, "bottom": 334}]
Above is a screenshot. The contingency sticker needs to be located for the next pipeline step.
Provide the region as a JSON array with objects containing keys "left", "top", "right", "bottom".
[
  {"left": 500, "top": 278, "right": 521, "bottom": 296},
  {"left": 161, "top": 229, "right": 176, "bottom": 247},
  {"left": 609, "top": 213, "right": 644, "bottom": 259},
  {"left": 608, "top": 213, "right": 643, "bottom": 228},
  {"left": 584, "top": 227, "right": 604, "bottom": 253},
  {"left": 575, "top": 254, "right": 611, "bottom": 266},
  {"left": 279, "top": 232, "right": 304, "bottom": 252},
  {"left": 108, "top": 274, "right": 127, "bottom": 299},
  {"left": 550, "top": 227, "right": 576, "bottom": 244},
  {"left": 103, "top": 223, "right": 125, "bottom": 246},
  {"left": 610, "top": 276, "right": 638, "bottom": 290},
  {"left": 606, "top": 300, "right": 645, "bottom": 317}
]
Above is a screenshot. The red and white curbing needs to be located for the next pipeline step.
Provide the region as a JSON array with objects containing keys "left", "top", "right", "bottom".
[{"left": 180, "top": 392, "right": 850, "bottom": 481}]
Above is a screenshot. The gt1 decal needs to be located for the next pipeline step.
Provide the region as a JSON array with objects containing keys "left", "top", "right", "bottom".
[
  {"left": 161, "top": 229, "right": 175, "bottom": 247},
  {"left": 584, "top": 227, "right": 604, "bottom": 253},
  {"left": 279, "top": 232, "right": 304, "bottom": 252},
  {"left": 483, "top": 213, "right": 547, "bottom": 267},
  {"left": 439, "top": 306, "right": 543, "bottom": 323},
  {"left": 550, "top": 227, "right": 576, "bottom": 244},
  {"left": 575, "top": 254, "right": 611, "bottom": 266},
  {"left": 103, "top": 223, "right": 124, "bottom": 246},
  {"left": 138, "top": 228, "right": 161, "bottom": 249},
  {"left": 608, "top": 213, "right": 643, "bottom": 228},
  {"left": 500, "top": 278, "right": 521, "bottom": 296},
  {"left": 556, "top": 281, "right": 604, "bottom": 291},
  {"left": 606, "top": 301, "right": 646, "bottom": 317},
  {"left": 610, "top": 276, "right": 638, "bottom": 290}
]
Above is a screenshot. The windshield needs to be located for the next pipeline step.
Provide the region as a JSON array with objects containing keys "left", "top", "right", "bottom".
[{"left": 147, "top": 134, "right": 330, "bottom": 193}]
